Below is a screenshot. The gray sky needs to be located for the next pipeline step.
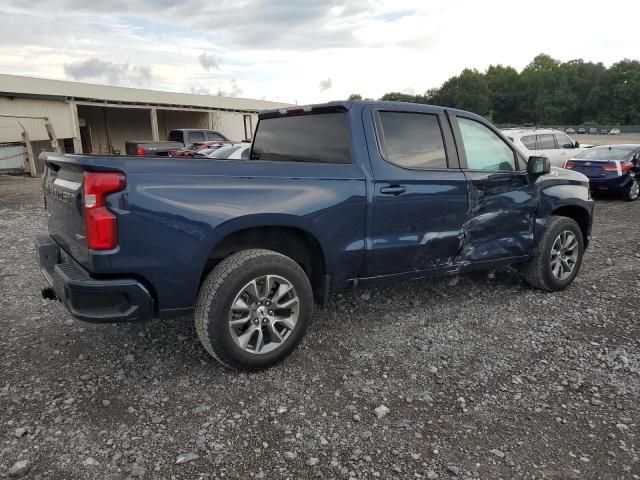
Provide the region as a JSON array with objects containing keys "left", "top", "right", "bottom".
[{"left": 1, "top": 0, "right": 639, "bottom": 103}]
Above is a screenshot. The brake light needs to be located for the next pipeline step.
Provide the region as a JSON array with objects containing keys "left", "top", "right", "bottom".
[
  {"left": 565, "top": 161, "right": 575, "bottom": 169},
  {"left": 136, "top": 145, "right": 145, "bottom": 156},
  {"left": 602, "top": 164, "right": 618, "bottom": 171},
  {"left": 83, "top": 172, "right": 126, "bottom": 250},
  {"left": 620, "top": 161, "right": 633, "bottom": 173}
]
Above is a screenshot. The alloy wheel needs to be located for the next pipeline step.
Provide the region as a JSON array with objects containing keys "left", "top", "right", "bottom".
[
  {"left": 550, "top": 231, "right": 579, "bottom": 280},
  {"left": 228, "top": 275, "right": 299, "bottom": 354},
  {"left": 629, "top": 179, "right": 639, "bottom": 200}
]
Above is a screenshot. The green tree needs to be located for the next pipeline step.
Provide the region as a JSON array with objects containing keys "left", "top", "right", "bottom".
[
  {"left": 348, "top": 93, "right": 363, "bottom": 101},
  {"left": 453, "top": 69, "right": 490, "bottom": 115},
  {"left": 379, "top": 54, "right": 640, "bottom": 125},
  {"left": 485, "top": 65, "right": 522, "bottom": 124},
  {"left": 379, "top": 92, "right": 425, "bottom": 103}
]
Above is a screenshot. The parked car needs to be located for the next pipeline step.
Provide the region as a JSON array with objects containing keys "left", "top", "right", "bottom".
[
  {"left": 125, "top": 129, "right": 229, "bottom": 157},
  {"left": 600, "top": 128, "right": 609, "bottom": 135},
  {"left": 124, "top": 139, "right": 183, "bottom": 157},
  {"left": 566, "top": 128, "right": 576, "bottom": 134},
  {"left": 565, "top": 145, "right": 640, "bottom": 201},
  {"left": 588, "top": 127, "right": 599, "bottom": 135},
  {"left": 197, "top": 142, "right": 251, "bottom": 160},
  {"left": 577, "top": 127, "right": 587, "bottom": 134},
  {"left": 502, "top": 128, "right": 587, "bottom": 167},
  {"left": 36, "top": 101, "right": 593, "bottom": 370},
  {"left": 169, "top": 139, "right": 231, "bottom": 157},
  {"left": 610, "top": 128, "right": 621, "bottom": 135}
]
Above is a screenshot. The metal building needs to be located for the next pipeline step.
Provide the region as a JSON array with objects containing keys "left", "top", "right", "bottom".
[{"left": 0, "top": 74, "right": 289, "bottom": 175}]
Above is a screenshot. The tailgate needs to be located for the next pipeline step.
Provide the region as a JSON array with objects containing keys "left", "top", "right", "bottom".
[{"left": 43, "top": 158, "right": 90, "bottom": 264}]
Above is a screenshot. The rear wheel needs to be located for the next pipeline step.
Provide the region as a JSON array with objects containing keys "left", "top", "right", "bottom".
[
  {"left": 626, "top": 177, "right": 639, "bottom": 201},
  {"left": 523, "top": 216, "right": 584, "bottom": 291},
  {"left": 195, "top": 249, "right": 313, "bottom": 370}
]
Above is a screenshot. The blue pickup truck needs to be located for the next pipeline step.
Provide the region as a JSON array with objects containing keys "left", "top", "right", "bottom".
[{"left": 37, "top": 101, "right": 593, "bottom": 370}]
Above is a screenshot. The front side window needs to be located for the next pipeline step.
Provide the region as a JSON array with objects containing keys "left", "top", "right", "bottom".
[
  {"left": 537, "top": 134, "right": 556, "bottom": 149},
  {"left": 251, "top": 112, "right": 351, "bottom": 164},
  {"left": 375, "top": 111, "right": 447, "bottom": 169},
  {"left": 458, "top": 117, "right": 516, "bottom": 171},
  {"left": 188, "top": 131, "right": 206, "bottom": 144},
  {"left": 554, "top": 133, "right": 574, "bottom": 149}
]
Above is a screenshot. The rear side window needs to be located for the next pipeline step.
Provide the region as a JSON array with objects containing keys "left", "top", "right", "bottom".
[
  {"left": 168, "top": 131, "right": 182, "bottom": 142},
  {"left": 521, "top": 135, "right": 537, "bottom": 149},
  {"left": 251, "top": 113, "right": 350, "bottom": 164},
  {"left": 537, "top": 134, "right": 556, "bottom": 149},
  {"left": 375, "top": 112, "right": 447, "bottom": 169},
  {"left": 188, "top": 131, "right": 206, "bottom": 144},
  {"left": 458, "top": 117, "right": 516, "bottom": 171}
]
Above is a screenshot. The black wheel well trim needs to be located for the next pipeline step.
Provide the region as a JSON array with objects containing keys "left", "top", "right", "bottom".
[
  {"left": 548, "top": 204, "right": 591, "bottom": 246},
  {"left": 201, "top": 225, "right": 327, "bottom": 296}
]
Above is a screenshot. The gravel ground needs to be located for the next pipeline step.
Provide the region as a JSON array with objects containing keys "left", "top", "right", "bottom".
[{"left": 1, "top": 175, "right": 639, "bottom": 480}]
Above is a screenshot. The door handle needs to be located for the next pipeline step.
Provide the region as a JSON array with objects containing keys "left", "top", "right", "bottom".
[{"left": 380, "top": 185, "right": 407, "bottom": 196}]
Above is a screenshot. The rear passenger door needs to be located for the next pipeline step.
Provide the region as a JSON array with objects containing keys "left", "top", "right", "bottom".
[
  {"left": 450, "top": 114, "right": 537, "bottom": 263},
  {"left": 362, "top": 105, "right": 468, "bottom": 277}
]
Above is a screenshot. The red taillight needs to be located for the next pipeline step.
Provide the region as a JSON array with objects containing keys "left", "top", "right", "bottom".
[
  {"left": 602, "top": 164, "right": 618, "bottom": 171},
  {"left": 136, "top": 145, "right": 145, "bottom": 156},
  {"left": 620, "top": 162, "right": 633, "bottom": 173},
  {"left": 83, "top": 172, "right": 126, "bottom": 250},
  {"left": 565, "top": 161, "right": 575, "bottom": 169}
]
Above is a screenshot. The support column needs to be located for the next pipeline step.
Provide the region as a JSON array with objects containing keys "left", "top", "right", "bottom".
[
  {"left": 22, "top": 131, "right": 37, "bottom": 177},
  {"left": 69, "top": 100, "right": 83, "bottom": 153},
  {"left": 150, "top": 107, "right": 159, "bottom": 141}
]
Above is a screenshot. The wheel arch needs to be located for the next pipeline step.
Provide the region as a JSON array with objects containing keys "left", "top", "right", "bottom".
[
  {"left": 549, "top": 204, "right": 591, "bottom": 246},
  {"left": 199, "top": 218, "right": 327, "bottom": 298}
]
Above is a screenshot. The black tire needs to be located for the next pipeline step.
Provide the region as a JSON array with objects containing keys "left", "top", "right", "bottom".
[
  {"left": 523, "top": 216, "right": 584, "bottom": 292},
  {"left": 195, "top": 249, "right": 313, "bottom": 370},
  {"left": 625, "top": 177, "right": 639, "bottom": 201}
]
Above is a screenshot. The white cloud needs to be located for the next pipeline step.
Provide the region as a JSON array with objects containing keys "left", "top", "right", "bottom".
[{"left": 319, "top": 78, "right": 333, "bottom": 92}]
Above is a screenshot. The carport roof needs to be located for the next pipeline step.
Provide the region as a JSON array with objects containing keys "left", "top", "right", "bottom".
[{"left": 0, "top": 74, "right": 291, "bottom": 113}]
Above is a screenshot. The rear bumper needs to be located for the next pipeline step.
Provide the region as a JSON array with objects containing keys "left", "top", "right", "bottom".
[
  {"left": 35, "top": 235, "right": 153, "bottom": 323},
  {"left": 588, "top": 174, "right": 633, "bottom": 192}
]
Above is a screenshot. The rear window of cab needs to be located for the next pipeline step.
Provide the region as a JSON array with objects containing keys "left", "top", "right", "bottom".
[{"left": 251, "top": 113, "right": 351, "bottom": 164}]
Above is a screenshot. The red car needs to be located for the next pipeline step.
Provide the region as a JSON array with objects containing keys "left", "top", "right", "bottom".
[{"left": 169, "top": 140, "right": 231, "bottom": 157}]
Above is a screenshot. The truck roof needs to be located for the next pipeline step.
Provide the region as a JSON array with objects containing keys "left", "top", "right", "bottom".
[{"left": 259, "top": 100, "right": 479, "bottom": 121}]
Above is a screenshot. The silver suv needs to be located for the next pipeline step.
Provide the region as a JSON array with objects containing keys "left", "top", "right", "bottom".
[{"left": 502, "top": 128, "right": 588, "bottom": 167}]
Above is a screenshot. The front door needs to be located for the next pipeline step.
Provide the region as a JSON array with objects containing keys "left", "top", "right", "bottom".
[
  {"left": 450, "top": 114, "right": 538, "bottom": 264},
  {"left": 362, "top": 106, "right": 468, "bottom": 278}
]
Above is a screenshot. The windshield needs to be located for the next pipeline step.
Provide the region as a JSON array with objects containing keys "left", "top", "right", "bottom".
[
  {"left": 210, "top": 145, "right": 243, "bottom": 159},
  {"left": 576, "top": 147, "right": 635, "bottom": 161}
]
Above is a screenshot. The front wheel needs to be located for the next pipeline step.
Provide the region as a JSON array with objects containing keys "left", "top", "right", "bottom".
[
  {"left": 195, "top": 249, "right": 313, "bottom": 370},
  {"left": 523, "top": 216, "right": 584, "bottom": 291},
  {"left": 625, "top": 177, "right": 639, "bottom": 201}
]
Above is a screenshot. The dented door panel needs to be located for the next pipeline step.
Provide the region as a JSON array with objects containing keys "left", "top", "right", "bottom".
[{"left": 459, "top": 171, "right": 538, "bottom": 263}]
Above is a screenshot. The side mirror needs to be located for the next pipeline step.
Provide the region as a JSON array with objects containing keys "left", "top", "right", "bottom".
[
  {"left": 574, "top": 141, "right": 580, "bottom": 148},
  {"left": 527, "top": 156, "right": 550, "bottom": 176}
]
